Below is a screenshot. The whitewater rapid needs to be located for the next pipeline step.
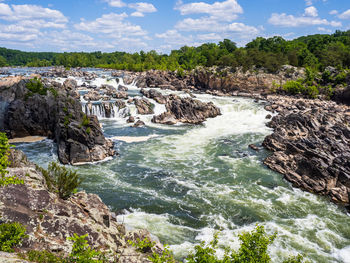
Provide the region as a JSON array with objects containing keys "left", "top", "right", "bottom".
[{"left": 15, "top": 74, "right": 350, "bottom": 263}]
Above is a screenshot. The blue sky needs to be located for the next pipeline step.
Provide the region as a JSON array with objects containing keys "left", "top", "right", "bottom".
[{"left": 0, "top": 0, "right": 349, "bottom": 53}]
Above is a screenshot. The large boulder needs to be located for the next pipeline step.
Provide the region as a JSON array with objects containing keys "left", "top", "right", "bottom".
[
  {"left": 152, "top": 94, "right": 221, "bottom": 125},
  {"left": 0, "top": 77, "right": 115, "bottom": 165},
  {"left": 134, "top": 98, "right": 154, "bottom": 115}
]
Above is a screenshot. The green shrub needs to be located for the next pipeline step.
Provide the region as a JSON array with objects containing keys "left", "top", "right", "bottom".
[
  {"left": 81, "top": 114, "right": 90, "bottom": 128},
  {"left": 149, "top": 245, "right": 176, "bottom": 263},
  {"left": 25, "top": 77, "right": 47, "bottom": 96},
  {"left": 0, "top": 222, "right": 27, "bottom": 252},
  {"left": 302, "top": 85, "right": 319, "bottom": 99},
  {"left": 186, "top": 232, "right": 220, "bottom": 263},
  {"left": 283, "top": 81, "right": 303, "bottom": 95},
  {"left": 86, "top": 127, "right": 91, "bottom": 135},
  {"left": 20, "top": 250, "right": 64, "bottom": 263},
  {"left": 128, "top": 237, "right": 155, "bottom": 253},
  {"left": 49, "top": 87, "right": 58, "bottom": 98},
  {"left": 0, "top": 133, "right": 23, "bottom": 187},
  {"left": 40, "top": 162, "right": 82, "bottom": 200},
  {"left": 68, "top": 234, "right": 103, "bottom": 262}
]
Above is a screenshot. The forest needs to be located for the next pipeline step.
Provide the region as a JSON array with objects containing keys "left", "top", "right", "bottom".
[{"left": 0, "top": 30, "right": 349, "bottom": 73}]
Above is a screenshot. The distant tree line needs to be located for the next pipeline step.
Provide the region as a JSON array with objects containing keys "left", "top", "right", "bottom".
[{"left": 0, "top": 30, "right": 350, "bottom": 72}]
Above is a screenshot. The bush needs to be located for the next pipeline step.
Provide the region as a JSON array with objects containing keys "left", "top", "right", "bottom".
[
  {"left": 0, "top": 222, "right": 27, "bottom": 252},
  {"left": 81, "top": 114, "right": 90, "bottom": 127},
  {"left": 0, "top": 133, "right": 23, "bottom": 187},
  {"left": 128, "top": 237, "right": 155, "bottom": 253},
  {"left": 40, "top": 162, "right": 82, "bottom": 200},
  {"left": 68, "top": 234, "right": 103, "bottom": 262},
  {"left": 283, "top": 81, "right": 303, "bottom": 95},
  {"left": 20, "top": 250, "right": 64, "bottom": 263},
  {"left": 25, "top": 77, "right": 47, "bottom": 96}
]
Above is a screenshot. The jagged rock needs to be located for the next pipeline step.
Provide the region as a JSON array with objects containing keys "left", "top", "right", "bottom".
[
  {"left": 133, "top": 120, "right": 145, "bottom": 127},
  {"left": 118, "top": 85, "right": 128, "bottom": 91},
  {"left": 83, "top": 90, "right": 102, "bottom": 101},
  {"left": 134, "top": 98, "right": 154, "bottom": 115},
  {"left": 0, "top": 77, "right": 115, "bottom": 165},
  {"left": 262, "top": 96, "right": 350, "bottom": 207},
  {"left": 152, "top": 94, "right": 221, "bottom": 125},
  {"left": 0, "top": 150, "right": 161, "bottom": 262},
  {"left": 141, "top": 89, "right": 167, "bottom": 104},
  {"left": 249, "top": 144, "right": 260, "bottom": 151},
  {"left": 127, "top": 116, "right": 135, "bottom": 123},
  {"left": 63, "top": 78, "right": 77, "bottom": 90}
]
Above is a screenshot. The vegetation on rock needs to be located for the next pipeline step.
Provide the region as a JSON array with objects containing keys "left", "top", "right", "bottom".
[
  {"left": 0, "top": 133, "right": 23, "bottom": 187},
  {"left": 0, "top": 222, "right": 27, "bottom": 253},
  {"left": 39, "top": 162, "right": 82, "bottom": 200}
]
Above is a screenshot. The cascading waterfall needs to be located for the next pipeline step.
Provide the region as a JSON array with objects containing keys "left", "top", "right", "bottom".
[{"left": 82, "top": 102, "right": 131, "bottom": 119}]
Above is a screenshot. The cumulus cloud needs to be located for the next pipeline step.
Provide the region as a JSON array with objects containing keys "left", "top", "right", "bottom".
[
  {"left": 338, "top": 9, "right": 350, "bottom": 20},
  {"left": 104, "top": 0, "right": 126, "bottom": 8},
  {"left": 268, "top": 6, "right": 342, "bottom": 27},
  {"left": 304, "top": 6, "right": 318, "bottom": 17},
  {"left": 329, "top": 10, "right": 338, "bottom": 15},
  {"left": 129, "top": 2, "right": 157, "bottom": 17},
  {"left": 175, "top": 0, "right": 243, "bottom": 22},
  {"left": 75, "top": 13, "right": 147, "bottom": 38}
]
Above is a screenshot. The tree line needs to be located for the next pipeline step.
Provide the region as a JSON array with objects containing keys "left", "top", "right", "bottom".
[{"left": 0, "top": 30, "right": 350, "bottom": 72}]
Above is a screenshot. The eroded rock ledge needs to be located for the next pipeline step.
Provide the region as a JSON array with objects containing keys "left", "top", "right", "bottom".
[
  {"left": 0, "top": 76, "right": 115, "bottom": 165},
  {"left": 262, "top": 96, "right": 350, "bottom": 208},
  {"left": 0, "top": 150, "right": 160, "bottom": 262}
]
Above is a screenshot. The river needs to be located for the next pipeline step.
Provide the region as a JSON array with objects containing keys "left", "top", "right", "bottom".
[{"left": 11, "top": 69, "right": 350, "bottom": 263}]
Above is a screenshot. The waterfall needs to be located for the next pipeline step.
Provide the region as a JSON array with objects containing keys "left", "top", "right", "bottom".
[{"left": 82, "top": 101, "right": 129, "bottom": 119}]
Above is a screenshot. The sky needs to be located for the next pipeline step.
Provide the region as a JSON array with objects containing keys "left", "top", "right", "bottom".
[{"left": 0, "top": 0, "right": 349, "bottom": 53}]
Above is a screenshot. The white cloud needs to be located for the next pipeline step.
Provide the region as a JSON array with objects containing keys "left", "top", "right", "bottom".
[
  {"left": 338, "top": 9, "right": 350, "bottom": 20},
  {"left": 129, "top": 3, "right": 156, "bottom": 13},
  {"left": 175, "top": 0, "right": 243, "bottom": 22},
  {"left": 317, "top": 27, "right": 332, "bottom": 33},
  {"left": 104, "top": 0, "right": 126, "bottom": 8},
  {"left": 75, "top": 13, "right": 147, "bottom": 38},
  {"left": 329, "top": 10, "right": 338, "bottom": 15},
  {"left": 268, "top": 12, "right": 341, "bottom": 27},
  {"left": 304, "top": 6, "right": 318, "bottom": 17},
  {"left": 305, "top": 0, "right": 313, "bottom": 6}
]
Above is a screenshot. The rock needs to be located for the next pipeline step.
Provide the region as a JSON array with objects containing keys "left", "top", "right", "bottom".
[
  {"left": 127, "top": 116, "right": 135, "bottom": 123},
  {"left": 141, "top": 89, "right": 167, "bottom": 104},
  {"left": 83, "top": 90, "right": 102, "bottom": 101},
  {"left": 249, "top": 144, "right": 259, "bottom": 151},
  {"left": 134, "top": 98, "right": 154, "bottom": 115},
  {"left": 0, "top": 151, "right": 160, "bottom": 261},
  {"left": 262, "top": 95, "right": 350, "bottom": 207},
  {"left": 118, "top": 85, "right": 128, "bottom": 91},
  {"left": 133, "top": 120, "right": 145, "bottom": 127},
  {"left": 152, "top": 94, "right": 221, "bottom": 125},
  {"left": 0, "top": 78, "right": 115, "bottom": 165},
  {"left": 63, "top": 78, "right": 77, "bottom": 90},
  {"left": 266, "top": 114, "right": 272, "bottom": 119}
]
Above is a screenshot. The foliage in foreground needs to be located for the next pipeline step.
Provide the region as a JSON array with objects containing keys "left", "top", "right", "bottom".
[
  {"left": 128, "top": 225, "right": 308, "bottom": 263},
  {"left": 0, "top": 222, "right": 27, "bottom": 252},
  {"left": 39, "top": 162, "right": 82, "bottom": 200},
  {"left": 0, "top": 132, "right": 23, "bottom": 187}
]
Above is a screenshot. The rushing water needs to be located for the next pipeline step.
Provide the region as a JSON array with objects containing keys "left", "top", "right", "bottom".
[{"left": 11, "top": 70, "right": 350, "bottom": 263}]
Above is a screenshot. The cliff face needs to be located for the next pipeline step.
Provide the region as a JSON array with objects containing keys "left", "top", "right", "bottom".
[
  {"left": 0, "top": 150, "right": 160, "bottom": 262},
  {"left": 0, "top": 76, "right": 115, "bottom": 165}
]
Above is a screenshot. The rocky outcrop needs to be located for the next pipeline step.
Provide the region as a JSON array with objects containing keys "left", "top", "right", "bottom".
[
  {"left": 0, "top": 76, "right": 115, "bottom": 165},
  {"left": 42, "top": 67, "right": 98, "bottom": 80},
  {"left": 134, "top": 66, "right": 304, "bottom": 96},
  {"left": 140, "top": 89, "right": 167, "bottom": 104},
  {"left": 134, "top": 98, "right": 154, "bottom": 115},
  {"left": 0, "top": 150, "right": 161, "bottom": 262},
  {"left": 152, "top": 94, "right": 221, "bottom": 125},
  {"left": 262, "top": 96, "right": 350, "bottom": 207}
]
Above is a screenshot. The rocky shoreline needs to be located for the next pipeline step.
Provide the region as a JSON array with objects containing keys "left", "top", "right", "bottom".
[{"left": 0, "top": 149, "right": 162, "bottom": 262}]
